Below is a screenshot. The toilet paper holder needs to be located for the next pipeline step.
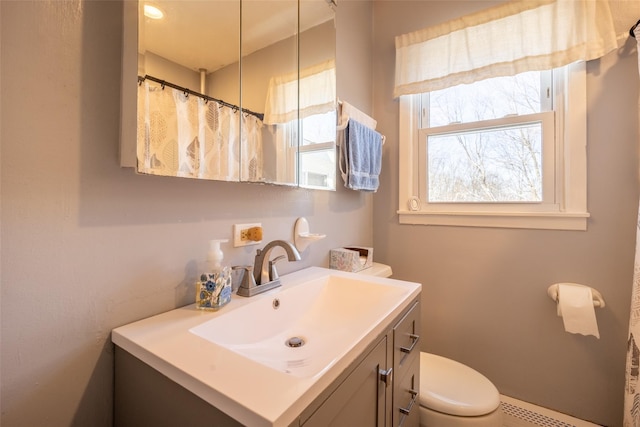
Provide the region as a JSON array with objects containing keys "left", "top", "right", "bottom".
[{"left": 547, "top": 283, "right": 605, "bottom": 308}]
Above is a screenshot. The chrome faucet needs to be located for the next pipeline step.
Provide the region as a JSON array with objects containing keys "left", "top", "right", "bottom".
[{"left": 236, "top": 240, "right": 301, "bottom": 297}]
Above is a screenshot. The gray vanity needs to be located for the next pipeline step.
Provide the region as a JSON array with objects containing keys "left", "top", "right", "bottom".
[{"left": 112, "top": 267, "right": 421, "bottom": 426}]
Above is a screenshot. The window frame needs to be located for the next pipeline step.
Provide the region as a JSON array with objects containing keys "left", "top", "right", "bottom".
[
  {"left": 420, "top": 111, "right": 556, "bottom": 206},
  {"left": 398, "top": 62, "right": 589, "bottom": 230}
]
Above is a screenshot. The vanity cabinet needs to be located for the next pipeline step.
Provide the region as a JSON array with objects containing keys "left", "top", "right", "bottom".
[
  {"left": 301, "top": 300, "right": 421, "bottom": 427},
  {"left": 302, "top": 336, "right": 387, "bottom": 427},
  {"left": 114, "top": 298, "right": 421, "bottom": 427}
]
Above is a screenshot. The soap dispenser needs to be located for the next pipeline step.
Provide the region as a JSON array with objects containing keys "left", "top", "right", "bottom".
[{"left": 196, "top": 239, "right": 232, "bottom": 311}]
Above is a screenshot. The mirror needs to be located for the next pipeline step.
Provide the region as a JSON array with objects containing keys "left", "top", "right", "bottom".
[
  {"left": 298, "top": 0, "right": 337, "bottom": 190},
  {"left": 241, "top": 0, "right": 298, "bottom": 185},
  {"left": 136, "top": 1, "right": 241, "bottom": 181},
  {"left": 124, "top": 0, "right": 337, "bottom": 189},
  {"left": 242, "top": 0, "right": 337, "bottom": 188}
]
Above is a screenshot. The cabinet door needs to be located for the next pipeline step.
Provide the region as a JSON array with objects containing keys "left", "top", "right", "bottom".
[{"left": 303, "top": 337, "right": 387, "bottom": 427}]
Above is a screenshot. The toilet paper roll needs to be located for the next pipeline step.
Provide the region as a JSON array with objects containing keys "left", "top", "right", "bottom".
[{"left": 556, "top": 283, "right": 600, "bottom": 339}]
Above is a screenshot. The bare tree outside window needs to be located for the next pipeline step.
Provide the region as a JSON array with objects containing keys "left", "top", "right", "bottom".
[{"left": 426, "top": 72, "right": 547, "bottom": 203}]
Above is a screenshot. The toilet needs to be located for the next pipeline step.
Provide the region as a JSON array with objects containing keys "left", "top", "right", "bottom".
[
  {"left": 358, "top": 263, "right": 503, "bottom": 426},
  {"left": 419, "top": 352, "right": 502, "bottom": 426}
]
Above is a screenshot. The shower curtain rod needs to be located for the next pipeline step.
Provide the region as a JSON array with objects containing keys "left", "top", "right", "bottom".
[{"left": 138, "top": 75, "right": 264, "bottom": 121}]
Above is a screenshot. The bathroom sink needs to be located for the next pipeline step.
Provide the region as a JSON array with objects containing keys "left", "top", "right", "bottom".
[
  {"left": 190, "top": 273, "right": 409, "bottom": 377},
  {"left": 113, "top": 266, "right": 421, "bottom": 426}
]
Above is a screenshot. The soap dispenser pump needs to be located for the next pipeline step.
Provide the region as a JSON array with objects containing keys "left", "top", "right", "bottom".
[{"left": 196, "top": 239, "right": 232, "bottom": 311}]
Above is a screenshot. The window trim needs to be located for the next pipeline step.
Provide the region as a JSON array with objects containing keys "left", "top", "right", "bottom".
[{"left": 398, "top": 62, "right": 589, "bottom": 230}]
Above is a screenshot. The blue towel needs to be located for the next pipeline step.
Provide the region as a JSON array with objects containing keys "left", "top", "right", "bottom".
[{"left": 344, "top": 119, "right": 382, "bottom": 192}]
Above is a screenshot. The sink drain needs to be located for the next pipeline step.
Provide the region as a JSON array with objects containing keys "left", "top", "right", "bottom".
[{"left": 285, "top": 337, "right": 305, "bottom": 348}]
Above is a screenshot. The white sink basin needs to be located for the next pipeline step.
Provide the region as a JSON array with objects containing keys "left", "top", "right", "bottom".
[{"left": 190, "top": 273, "right": 409, "bottom": 377}]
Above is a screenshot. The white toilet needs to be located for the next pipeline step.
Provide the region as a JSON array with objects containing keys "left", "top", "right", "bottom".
[
  {"left": 358, "top": 263, "right": 503, "bottom": 426},
  {"left": 419, "top": 352, "right": 502, "bottom": 426}
]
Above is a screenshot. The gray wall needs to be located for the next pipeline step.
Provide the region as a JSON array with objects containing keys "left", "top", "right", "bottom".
[
  {"left": 0, "top": 1, "right": 373, "bottom": 426},
  {"left": 4, "top": 0, "right": 637, "bottom": 426},
  {"left": 372, "top": 2, "right": 639, "bottom": 426}
]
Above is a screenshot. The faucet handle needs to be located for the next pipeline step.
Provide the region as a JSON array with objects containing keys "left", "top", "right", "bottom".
[
  {"left": 232, "top": 265, "right": 257, "bottom": 295},
  {"left": 232, "top": 265, "right": 253, "bottom": 273},
  {"left": 269, "top": 255, "right": 286, "bottom": 281}
]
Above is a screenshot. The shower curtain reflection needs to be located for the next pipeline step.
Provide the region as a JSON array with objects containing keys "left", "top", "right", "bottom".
[{"left": 136, "top": 80, "right": 265, "bottom": 182}]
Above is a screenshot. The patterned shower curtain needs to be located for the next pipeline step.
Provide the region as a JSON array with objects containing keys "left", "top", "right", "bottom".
[{"left": 624, "top": 25, "right": 640, "bottom": 427}]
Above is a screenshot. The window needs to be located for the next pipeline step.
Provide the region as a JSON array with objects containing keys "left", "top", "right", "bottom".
[
  {"left": 398, "top": 62, "right": 589, "bottom": 230},
  {"left": 299, "top": 110, "right": 337, "bottom": 190},
  {"left": 263, "top": 60, "right": 337, "bottom": 190},
  {"left": 269, "top": 111, "right": 337, "bottom": 189}
]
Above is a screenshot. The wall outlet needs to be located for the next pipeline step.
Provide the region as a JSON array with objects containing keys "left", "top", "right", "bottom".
[{"left": 233, "top": 223, "right": 262, "bottom": 247}]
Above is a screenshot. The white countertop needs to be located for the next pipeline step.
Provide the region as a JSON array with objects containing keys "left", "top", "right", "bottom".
[{"left": 111, "top": 266, "right": 421, "bottom": 427}]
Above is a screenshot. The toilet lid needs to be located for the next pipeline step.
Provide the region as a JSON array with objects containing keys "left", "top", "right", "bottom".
[{"left": 419, "top": 352, "right": 500, "bottom": 417}]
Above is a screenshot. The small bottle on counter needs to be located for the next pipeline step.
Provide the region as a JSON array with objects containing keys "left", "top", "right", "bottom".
[{"left": 196, "top": 239, "right": 232, "bottom": 311}]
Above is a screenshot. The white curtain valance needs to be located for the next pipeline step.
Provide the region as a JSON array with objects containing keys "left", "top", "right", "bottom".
[
  {"left": 394, "top": 0, "right": 640, "bottom": 97},
  {"left": 263, "top": 59, "right": 336, "bottom": 125}
]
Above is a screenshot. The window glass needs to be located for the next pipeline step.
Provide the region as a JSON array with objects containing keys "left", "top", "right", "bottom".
[
  {"left": 428, "top": 71, "right": 547, "bottom": 127},
  {"left": 299, "top": 149, "right": 336, "bottom": 189},
  {"left": 298, "top": 111, "right": 337, "bottom": 190},
  {"left": 301, "top": 110, "right": 336, "bottom": 146},
  {"left": 427, "top": 123, "right": 543, "bottom": 203}
]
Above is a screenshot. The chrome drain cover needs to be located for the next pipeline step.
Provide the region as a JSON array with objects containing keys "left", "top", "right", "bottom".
[{"left": 285, "top": 337, "right": 305, "bottom": 348}]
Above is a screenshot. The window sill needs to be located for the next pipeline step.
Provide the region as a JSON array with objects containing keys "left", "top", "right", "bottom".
[{"left": 397, "top": 210, "right": 589, "bottom": 230}]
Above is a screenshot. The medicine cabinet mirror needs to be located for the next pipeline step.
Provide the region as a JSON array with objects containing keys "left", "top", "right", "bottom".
[{"left": 120, "top": 0, "right": 337, "bottom": 190}]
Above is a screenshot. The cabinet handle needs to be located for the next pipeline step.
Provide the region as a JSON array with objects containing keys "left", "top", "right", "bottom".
[
  {"left": 399, "top": 389, "right": 418, "bottom": 416},
  {"left": 400, "top": 334, "right": 419, "bottom": 354},
  {"left": 379, "top": 367, "right": 393, "bottom": 387}
]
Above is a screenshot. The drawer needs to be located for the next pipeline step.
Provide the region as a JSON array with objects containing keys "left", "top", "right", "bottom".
[
  {"left": 393, "top": 301, "right": 420, "bottom": 375},
  {"left": 393, "top": 355, "right": 420, "bottom": 427}
]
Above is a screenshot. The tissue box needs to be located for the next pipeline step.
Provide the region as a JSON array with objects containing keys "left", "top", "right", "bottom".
[{"left": 330, "top": 247, "right": 373, "bottom": 273}]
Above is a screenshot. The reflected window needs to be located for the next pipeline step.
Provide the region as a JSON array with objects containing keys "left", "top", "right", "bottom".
[
  {"left": 263, "top": 60, "right": 337, "bottom": 190},
  {"left": 300, "top": 110, "right": 337, "bottom": 190}
]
